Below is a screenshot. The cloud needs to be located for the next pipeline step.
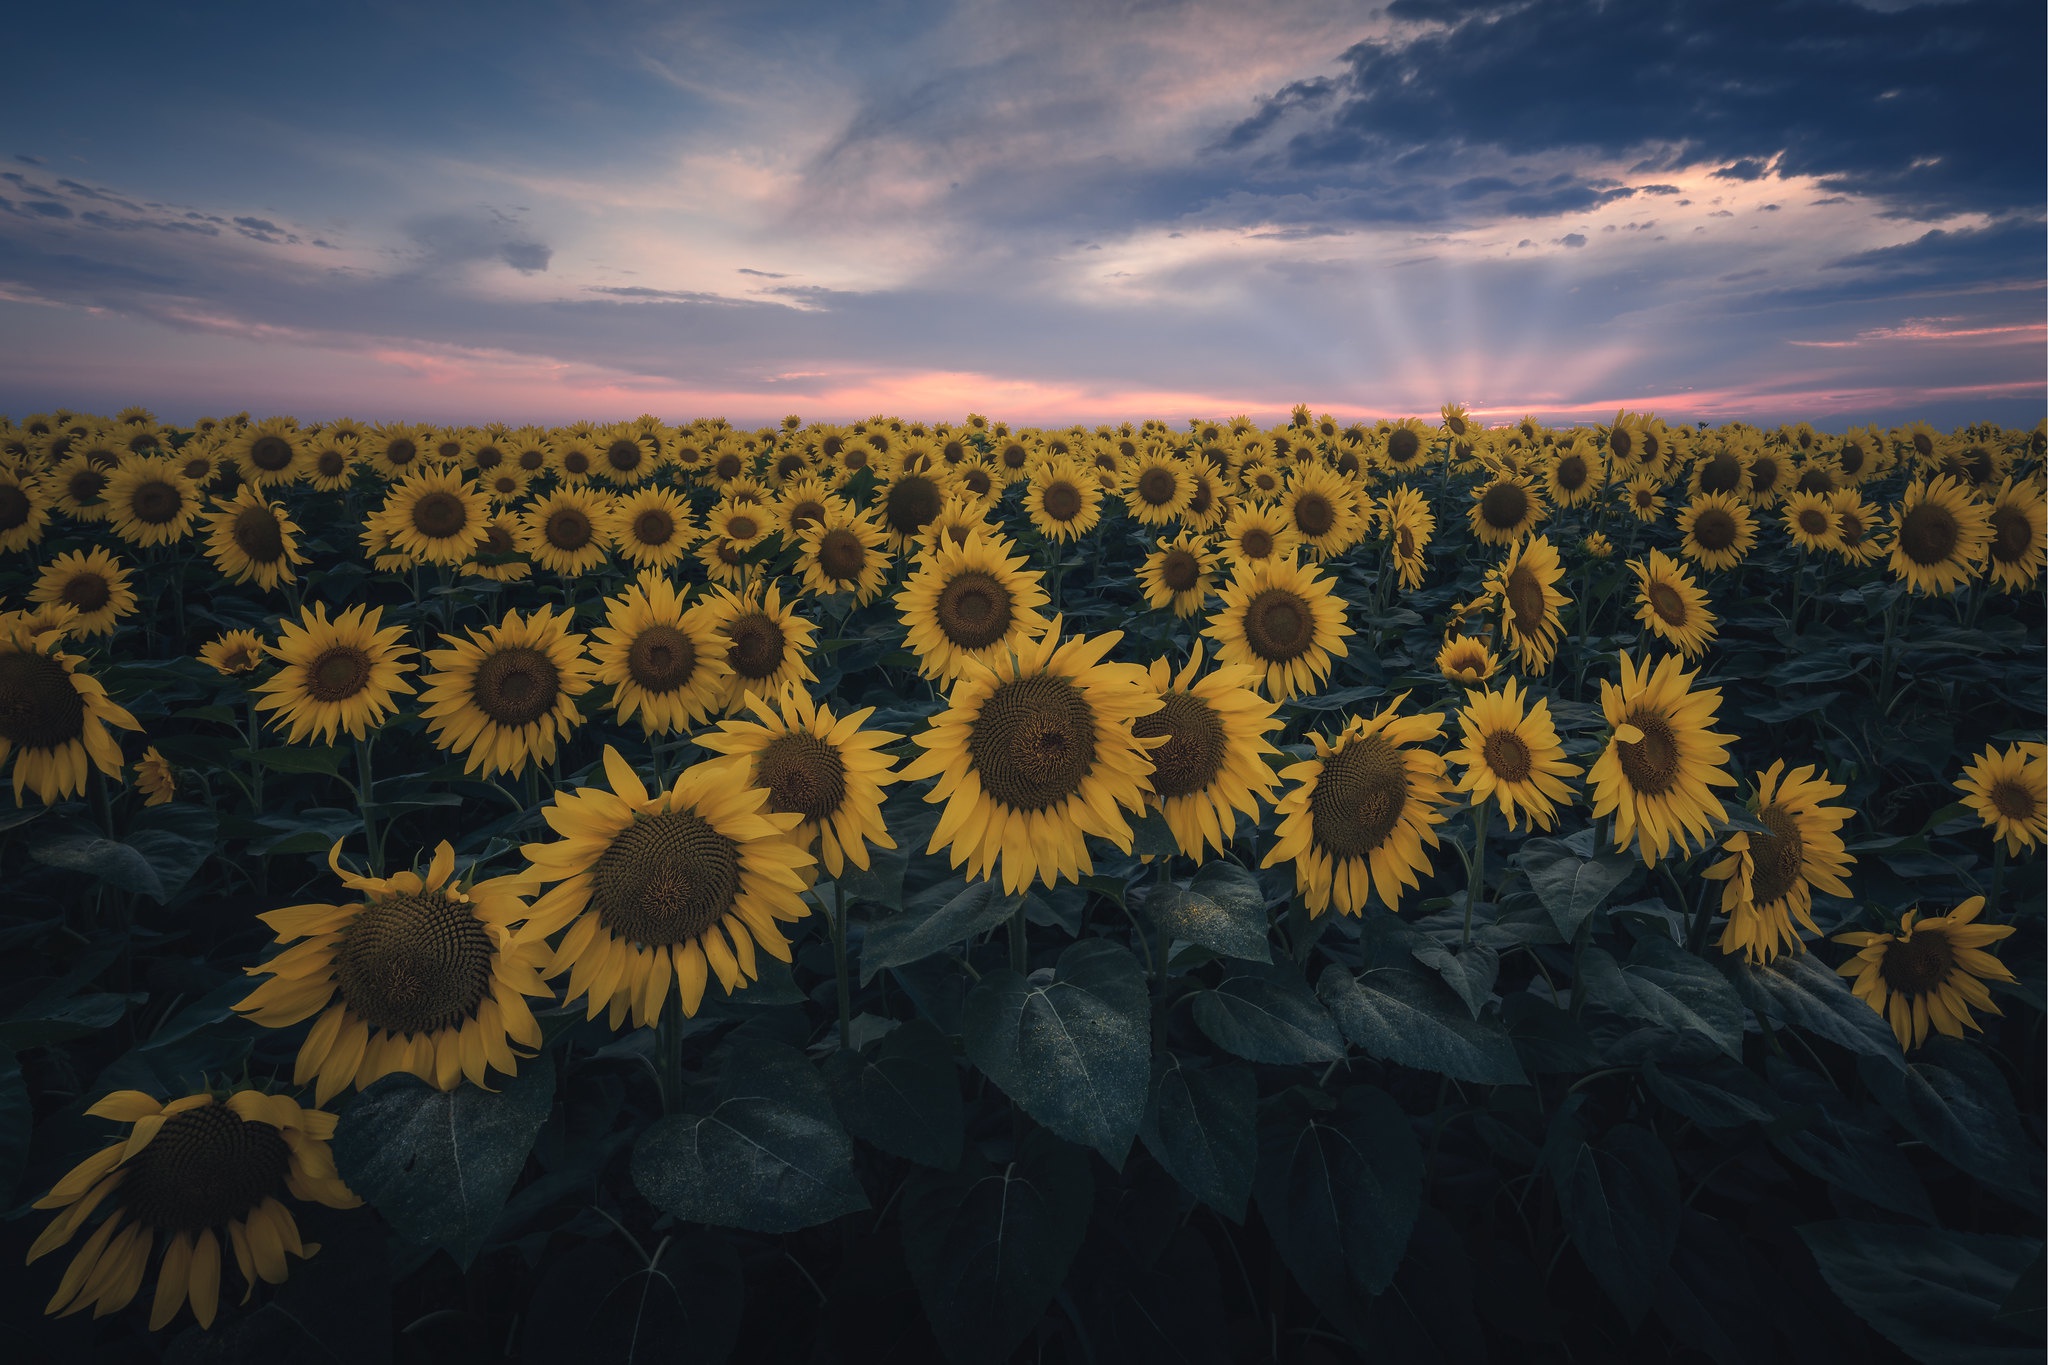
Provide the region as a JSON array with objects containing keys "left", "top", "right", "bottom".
[{"left": 403, "top": 212, "right": 553, "bottom": 274}]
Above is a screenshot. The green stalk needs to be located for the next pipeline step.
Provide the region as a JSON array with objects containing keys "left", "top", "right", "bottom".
[
  {"left": 831, "top": 880, "right": 853, "bottom": 1051},
  {"left": 1463, "top": 800, "right": 1490, "bottom": 948},
  {"left": 355, "top": 732, "right": 385, "bottom": 876}
]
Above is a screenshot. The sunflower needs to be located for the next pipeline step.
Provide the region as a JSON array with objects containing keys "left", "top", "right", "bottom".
[
  {"left": 1687, "top": 445, "right": 1750, "bottom": 501},
  {"left": 1630, "top": 550, "right": 1716, "bottom": 659},
  {"left": 1380, "top": 419, "right": 1432, "bottom": 473},
  {"left": 195, "top": 486, "right": 304, "bottom": 591},
  {"left": 1262, "top": 696, "right": 1449, "bottom": 916},
  {"left": 0, "top": 467, "right": 52, "bottom": 552},
  {"left": 1279, "top": 463, "right": 1363, "bottom": 559},
  {"left": 1955, "top": 742, "right": 2046, "bottom": 855},
  {"left": 1791, "top": 455, "right": 1841, "bottom": 498},
  {"left": 372, "top": 466, "right": 489, "bottom": 566},
  {"left": 101, "top": 455, "right": 201, "bottom": 547},
  {"left": 1447, "top": 678, "right": 1580, "bottom": 831},
  {"left": 897, "top": 529, "right": 1052, "bottom": 682},
  {"left": 1982, "top": 478, "right": 2045, "bottom": 592},
  {"left": 304, "top": 433, "right": 360, "bottom": 491},
  {"left": 418, "top": 606, "right": 592, "bottom": 779},
  {"left": 364, "top": 423, "right": 430, "bottom": 481},
  {"left": 917, "top": 492, "right": 997, "bottom": 554},
  {"left": 1677, "top": 492, "right": 1756, "bottom": 572},
  {"left": 464, "top": 514, "right": 532, "bottom": 583},
  {"left": 699, "top": 685, "right": 901, "bottom": 878},
  {"left": 520, "top": 747, "right": 816, "bottom": 1026},
  {"left": 1703, "top": 761, "right": 1856, "bottom": 963},
  {"left": 226, "top": 419, "right": 305, "bottom": 488},
  {"left": 796, "top": 506, "right": 892, "bottom": 605},
  {"left": 599, "top": 486, "right": 690, "bottom": 570},
  {"left": 1017, "top": 457, "right": 1098, "bottom": 543},
  {"left": 591, "top": 425, "right": 659, "bottom": 488},
  {"left": 1623, "top": 474, "right": 1667, "bottom": 523},
  {"left": 200, "top": 629, "right": 265, "bottom": 676},
  {"left": 1239, "top": 461, "right": 1286, "bottom": 501},
  {"left": 589, "top": 572, "right": 731, "bottom": 735},
  {"left": 707, "top": 498, "right": 775, "bottom": 555},
  {"left": 1743, "top": 447, "right": 1789, "bottom": 507},
  {"left": 134, "top": 745, "right": 175, "bottom": 806},
  {"left": 1819, "top": 489, "right": 1879, "bottom": 565},
  {"left": 704, "top": 582, "right": 818, "bottom": 714},
  {"left": 0, "top": 626, "right": 140, "bottom": 804},
  {"left": 1468, "top": 470, "right": 1547, "bottom": 546},
  {"left": 774, "top": 474, "right": 844, "bottom": 540},
  {"left": 1832, "top": 428, "right": 1888, "bottom": 486},
  {"left": 1203, "top": 555, "right": 1353, "bottom": 702},
  {"left": 551, "top": 436, "right": 600, "bottom": 486},
  {"left": 1836, "top": 897, "right": 2016, "bottom": 1050},
  {"left": 1780, "top": 490, "right": 1840, "bottom": 554},
  {"left": 1437, "top": 636, "right": 1498, "bottom": 685},
  {"left": 1117, "top": 453, "right": 1189, "bottom": 527},
  {"left": 1487, "top": 534, "right": 1571, "bottom": 672},
  {"left": 519, "top": 487, "right": 612, "bottom": 576},
  {"left": 1133, "top": 645, "right": 1282, "bottom": 861},
  {"left": 1383, "top": 485, "right": 1435, "bottom": 590},
  {"left": 253, "top": 603, "right": 416, "bottom": 745},
  {"left": 1588, "top": 652, "right": 1736, "bottom": 865},
  {"left": 874, "top": 467, "right": 953, "bottom": 551},
  {"left": 26, "top": 1087, "right": 359, "bottom": 1329},
  {"left": 1216, "top": 501, "right": 1300, "bottom": 572},
  {"left": 1885, "top": 475, "right": 1991, "bottom": 595},
  {"left": 30, "top": 547, "right": 137, "bottom": 637},
  {"left": 901, "top": 619, "right": 1158, "bottom": 893},
  {"left": 951, "top": 455, "right": 1001, "bottom": 508},
  {"left": 1138, "top": 531, "right": 1222, "bottom": 617},
  {"left": 1544, "top": 438, "right": 1605, "bottom": 509}
]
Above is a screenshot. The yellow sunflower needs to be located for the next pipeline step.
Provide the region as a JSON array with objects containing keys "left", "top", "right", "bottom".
[
  {"left": 707, "top": 497, "right": 775, "bottom": 555},
  {"left": 1955, "top": 742, "right": 2046, "bottom": 855},
  {"left": 1630, "top": 549, "right": 1716, "bottom": 660},
  {"left": 1704, "top": 761, "right": 1856, "bottom": 963},
  {"left": 252, "top": 603, "right": 416, "bottom": 745},
  {"left": 591, "top": 425, "right": 659, "bottom": 488},
  {"left": 1468, "top": 470, "right": 1547, "bottom": 546},
  {"left": 1677, "top": 492, "right": 1756, "bottom": 572},
  {"left": 1447, "top": 678, "right": 1580, "bottom": 831},
  {"left": 796, "top": 506, "right": 892, "bottom": 605},
  {"left": 0, "top": 626, "right": 140, "bottom": 803},
  {"left": 1203, "top": 556, "right": 1354, "bottom": 702},
  {"left": 418, "top": 606, "right": 592, "bottom": 779},
  {"left": 1262, "top": 696, "right": 1450, "bottom": 916},
  {"left": 1828, "top": 489, "right": 1883, "bottom": 565},
  {"left": 1588, "top": 652, "right": 1736, "bottom": 865},
  {"left": 49, "top": 454, "right": 112, "bottom": 523},
  {"left": 520, "top": 747, "right": 816, "bottom": 1027},
  {"left": 874, "top": 467, "right": 955, "bottom": 551},
  {"left": 1623, "top": 474, "right": 1667, "bottom": 523},
  {"left": 1437, "top": 636, "right": 1498, "bottom": 685},
  {"left": 304, "top": 433, "right": 360, "bottom": 491},
  {"left": 364, "top": 423, "right": 431, "bottom": 481},
  {"left": 465, "top": 514, "right": 532, "bottom": 582},
  {"left": 1383, "top": 485, "right": 1435, "bottom": 590},
  {"left": 1217, "top": 501, "right": 1300, "bottom": 571},
  {"left": 1584, "top": 531, "right": 1614, "bottom": 559},
  {"left": 1743, "top": 447, "right": 1789, "bottom": 507},
  {"left": 1275, "top": 463, "right": 1360, "bottom": 560},
  {"left": 1379, "top": 419, "right": 1433, "bottom": 474},
  {"left": 704, "top": 582, "right": 818, "bottom": 713},
  {"left": 1886, "top": 475, "right": 1991, "bottom": 595},
  {"left": 0, "top": 467, "right": 52, "bottom": 553},
  {"left": 374, "top": 466, "right": 490, "bottom": 566},
  {"left": 1832, "top": 427, "right": 1888, "bottom": 486},
  {"left": 1982, "top": 478, "right": 2045, "bottom": 592},
  {"left": 1780, "top": 490, "right": 1841, "bottom": 554},
  {"left": 1024, "top": 456, "right": 1103, "bottom": 542},
  {"left": 133, "top": 745, "right": 175, "bottom": 806},
  {"left": 1238, "top": 461, "right": 1286, "bottom": 501},
  {"left": 199, "top": 486, "right": 305, "bottom": 590},
  {"left": 1134, "top": 645, "right": 1282, "bottom": 861},
  {"left": 1138, "top": 531, "right": 1222, "bottom": 617},
  {"left": 1544, "top": 438, "right": 1605, "bottom": 509},
  {"left": 699, "top": 684, "right": 900, "bottom": 878},
  {"left": 1490, "top": 534, "right": 1571, "bottom": 672},
  {"left": 27, "top": 1087, "right": 359, "bottom": 1330},
  {"left": 774, "top": 474, "right": 845, "bottom": 540},
  {"left": 102, "top": 455, "right": 202, "bottom": 547},
  {"left": 29, "top": 546, "right": 137, "bottom": 637},
  {"left": 519, "top": 487, "right": 613, "bottom": 576},
  {"left": 589, "top": 572, "right": 731, "bottom": 735},
  {"left": 1687, "top": 445, "right": 1751, "bottom": 501},
  {"left": 1122, "top": 453, "right": 1193, "bottom": 527},
  {"left": 225, "top": 419, "right": 306, "bottom": 489},
  {"left": 1179, "top": 464, "right": 1229, "bottom": 533},
  {"left": 1835, "top": 897, "right": 2015, "bottom": 1051},
  {"left": 896, "top": 529, "right": 1052, "bottom": 682},
  {"left": 199, "top": 628, "right": 265, "bottom": 676}
]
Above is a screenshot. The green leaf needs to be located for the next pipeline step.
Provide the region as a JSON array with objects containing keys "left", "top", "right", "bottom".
[
  {"left": 1765, "top": 1058, "right": 1935, "bottom": 1225},
  {"left": 1858, "top": 1040, "right": 2045, "bottom": 1210},
  {"left": 237, "top": 744, "right": 348, "bottom": 775},
  {"left": 1254, "top": 1085, "right": 1422, "bottom": 1325},
  {"left": 27, "top": 805, "right": 216, "bottom": 903},
  {"left": 1800, "top": 1221, "right": 2042, "bottom": 1365},
  {"left": 1409, "top": 938, "right": 1499, "bottom": 1018},
  {"left": 1139, "top": 1054, "right": 1257, "bottom": 1221},
  {"left": 0, "top": 991, "right": 143, "bottom": 1049},
  {"left": 1518, "top": 837, "right": 1633, "bottom": 941},
  {"left": 822, "top": 1019, "right": 963, "bottom": 1170},
  {"left": 837, "top": 840, "right": 908, "bottom": 910},
  {"left": 1641, "top": 1058, "right": 1780, "bottom": 1128},
  {"left": 0, "top": 1048, "right": 26, "bottom": 1207},
  {"left": 1729, "top": 952, "right": 1905, "bottom": 1066},
  {"left": 1141, "top": 861, "right": 1271, "bottom": 962},
  {"left": 1579, "top": 937, "right": 1743, "bottom": 1061},
  {"left": 1316, "top": 963, "right": 1527, "bottom": 1086},
  {"left": 1190, "top": 963, "right": 1344, "bottom": 1064},
  {"left": 516, "top": 1234, "right": 743, "bottom": 1365},
  {"left": 1129, "top": 808, "right": 1181, "bottom": 858},
  {"left": 1552, "top": 1121, "right": 1680, "bottom": 1327},
  {"left": 333, "top": 1049, "right": 556, "bottom": 1268},
  {"left": 632, "top": 1039, "right": 868, "bottom": 1233},
  {"left": 860, "top": 879, "right": 1020, "bottom": 985},
  {"left": 901, "top": 1130, "right": 1093, "bottom": 1365},
  {"left": 961, "top": 938, "right": 1150, "bottom": 1166}
]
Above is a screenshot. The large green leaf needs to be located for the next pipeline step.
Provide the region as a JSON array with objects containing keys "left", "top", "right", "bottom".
[
  {"left": 1858, "top": 1040, "right": 2044, "bottom": 1209},
  {"left": 1800, "top": 1221, "right": 2042, "bottom": 1365},
  {"left": 1765, "top": 1058, "right": 1935, "bottom": 1224},
  {"left": 632, "top": 1039, "right": 868, "bottom": 1233},
  {"left": 860, "top": 879, "right": 1019, "bottom": 984},
  {"left": 1190, "top": 963, "right": 1344, "bottom": 1065},
  {"left": 1316, "top": 963, "right": 1526, "bottom": 1085},
  {"left": 516, "top": 1234, "right": 743, "bottom": 1365},
  {"left": 1641, "top": 1057, "right": 1780, "bottom": 1128},
  {"left": 1518, "top": 837, "right": 1633, "bottom": 941},
  {"left": 901, "top": 1131, "right": 1093, "bottom": 1365},
  {"left": 1550, "top": 1120, "right": 1680, "bottom": 1327},
  {"left": 1141, "top": 861, "right": 1271, "bottom": 962},
  {"left": 961, "top": 937, "right": 1149, "bottom": 1166},
  {"left": 1138, "top": 1054, "right": 1257, "bottom": 1221},
  {"left": 1728, "top": 952, "right": 1904, "bottom": 1065},
  {"left": 27, "top": 805, "right": 217, "bottom": 903},
  {"left": 822, "top": 1019, "right": 963, "bottom": 1170},
  {"left": 1579, "top": 936, "right": 1743, "bottom": 1061},
  {"left": 334, "top": 1049, "right": 557, "bottom": 1268}
]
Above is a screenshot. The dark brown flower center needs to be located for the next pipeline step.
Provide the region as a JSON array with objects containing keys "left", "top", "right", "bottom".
[
  {"left": 316, "top": 449, "right": 347, "bottom": 479},
  {"left": 1555, "top": 455, "right": 1587, "bottom": 492},
  {"left": 0, "top": 484, "right": 32, "bottom": 532},
  {"left": 714, "top": 453, "right": 745, "bottom": 481},
  {"left": 754, "top": 732, "right": 848, "bottom": 822},
  {"left": 725, "top": 613, "right": 786, "bottom": 680},
  {"left": 1690, "top": 507, "right": 1737, "bottom": 552},
  {"left": 129, "top": 479, "right": 184, "bottom": 525},
  {"left": 1239, "top": 528, "right": 1274, "bottom": 559},
  {"left": 627, "top": 625, "right": 698, "bottom": 693},
  {"left": 1609, "top": 427, "right": 1635, "bottom": 462},
  {"left": 335, "top": 890, "right": 495, "bottom": 1035},
  {"left": 631, "top": 509, "right": 675, "bottom": 546},
  {"left": 1506, "top": 563, "right": 1548, "bottom": 636},
  {"left": 1137, "top": 466, "right": 1179, "bottom": 506},
  {"left": 248, "top": 434, "right": 295, "bottom": 472},
  {"left": 969, "top": 673, "right": 1099, "bottom": 811},
  {"left": 60, "top": 571, "right": 112, "bottom": 613},
  {"left": 1132, "top": 691, "right": 1225, "bottom": 799},
  {"left": 936, "top": 570, "right": 1014, "bottom": 649},
  {"left": 1795, "top": 465, "right": 1835, "bottom": 495},
  {"left": 1616, "top": 710, "right": 1681, "bottom": 796},
  {"left": 1293, "top": 491, "right": 1335, "bottom": 537},
  {"left": 1159, "top": 548, "right": 1201, "bottom": 593},
  {"left": 591, "top": 808, "right": 741, "bottom": 948},
  {"left": 383, "top": 437, "right": 418, "bottom": 467},
  {"left": 117, "top": 1102, "right": 292, "bottom": 1236},
  {"left": 1898, "top": 500, "right": 1959, "bottom": 566},
  {"left": 518, "top": 446, "right": 547, "bottom": 471},
  {"left": 786, "top": 498, "right": 827, "bottom": 532},
  {"left": 306, "top": 646, "right": 373, "bottom": 703},
  {"left": 1243, "top": 587, "right": 1315, "bottom": 662},
  {"left": 561, "top": 449, "right": 592, "bottom": 476},
  {"left": 1480, "top": 480, "right": 1529, "bottom": 531},
  {"left": 606, "top": 439, "right": 644, "bottom": 472},
  {"left": 0, "top": 651, "right": 86, "bottom": 749},
  {"left": 1837, "top": 442, "right": 1866, "bottom": 476},
  {"left": 1749, "top": 456, "right": 1781, "bottom": 494},
  {"left": 1879, "top": 924, "right": 1956, "bottom": 997},
  {"left": 472, "top": 646, "right": 560, "bottom": 727},
  {"left": 411, "top": 490, "right": 470, "bottom": 540},
  {"left": 472, "top": 444, "right": 504, "bottom": 471},
  {"left": 1041, "top": 481, "right": 1083, "bottom": 522},
  {"left": 1747, "top": 803, "right": 1806, "bottom": 907},
  {"left": 1796, "top": 508, "right": 1831, "bottom": 537},
  {"left": 1310, "top": 732, "right": 1408, "bottom": 859},
  {"left": 1482, "top": 729, "right": 1533, "bottom": 783},
  {"left": 1000, "top": 442, "right": 1029, "bottom": 470},
  {"left": 1698, "top": 452, "right": 1743, "bottom": 495},
  {"left": 726, "top": 513, "right": 760, "bottom": 541},
  {"left": 1988, "top": 778, "right": 2039, "bottom": 824},
  {"left": 1647, "top": 580, "right": 1688, "bottom": 627},
  {"left": 1386, "top": 428, "right": 1421, "bottom": 465},
  {"left": 546, "top": 507, "right": 593, "bottom": 551},
  {"left": 1989, "top": 506, "right": 2032, "bottom": 564},
  {"left": 884, "top": 475, "right": 943, "bottom": 537}
]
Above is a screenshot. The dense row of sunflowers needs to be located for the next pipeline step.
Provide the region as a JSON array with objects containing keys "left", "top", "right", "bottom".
[{"left": 0, "top": 401, "right": 2040, "bottom": 1336}]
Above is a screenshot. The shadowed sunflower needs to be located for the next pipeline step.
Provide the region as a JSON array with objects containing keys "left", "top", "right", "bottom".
[
  {"left": 200, "top": 629, "right": 265, "bottom": 676},
  {"left": 1490, "top": 534, "right": 1571, "bottom": 672},
  {"left": 1630, "top": 550, "right": 1716, "bottom": 659},
  {"left": 364, "top": 423, "right": 430, "bottom": 481},
  {"left": 1280, "top": 464, "right": 1362, "bottom": 559},
  {"left": 1743, "top": 447, "right": 1788, "bottom": 507},
  {"left": 133, "top": 745, "right": 174, "bottom": 805},
  {"left": 1468, "top": 470, "right": 1547, "bottom": 546},
  {"left": 1836, "top": 897, "right": 2015, "bottom": 1050},
  {"left": 50, "top": 454, "right": 112, "bottom": 523},
  {"left": 237, "top": 840, "right": 550, "bottom": 1100},
  {"left": 0, "top": 625, "right": 140, "bottom": 803},
  {"left": 30, "top": 547, "right": 137, "bottom": 637},
  {"left": 202, "top": 486, "right": 306, "bottom": 590},
  {"left": 1955, "top": 741, "right": 2045, "bottom": 855},
  {"left": 304, "top": 434, "right": 359, "bottom": 492},
  {"left": 796, "top": 506, "right": 892, "bottom": 605},
  {"left": 464, "top": 514, "right": 531, "bottom": 583},
  {"left": 902, "top": 618, "right": 1158, "bottom": 892},
  {"left": 897, "top": 529, "right": 1051, "bottom": 681},
  {"left": 1024, "top": 456, "right": 1102, "bottom": 542},
  {"left": 253, "top": 603, "right": 416, "bottom": 745},
  {"left": 1886, "top": 475, "right": 1991, "bottom": 595},
  {"left": 1138, "top": 531, "right": 1221, "bottom": 617},
  {"left": 1263, "top": 696, "right": 1449, "bottom": 916},
  {"left": 704, "top": 582, "right": 818, "bottom": 713},
  {"left": 1383, "top": 485, "right": 1435, "bottom": 590},
  {"left": 521, "top": 748, "right": 816, "bottom": 1026},
  {"left": 1705, "top": 761, "right": 1855, "bottom": 962},
  {"left": 590, "top": 572, "right": 730, "bottom": 735},
  {"left": 1437, "top": 636, "right": 1498, "bottom": 685},
  {"left": 1982, "top": 478, "right": 2045, "bottom": 592},
  {"left": 699, "top": 684, "right": 900, "bottom": 877},
  {"left": 1686, "top": 445, "right": 1750, "bottom": 501},
  {"left": 1447, "top": 678, "right": 1579, "bottom": 831},
  {"left": 26, "top": 1087, "right": 359, "bottom": 1329},
  {"left": 1134, "top": 644, "right": 1282, "bottom": 861},
  {"left": 1217, "top": 501, "right": 1299, "bottom": 571},
  {"left": 1180, "top": 465, "right": 1227, "bottom": 533},
  {"left": 1623, "top": 474, "right": 1667, "bottom": 523},
  {"left": 1203, "top": 556, "right": 1353, "bottom": 701},
  {"left": 519, "top": 488, "right": 612, "bottom": 576},
  {"left": 226, "top": 419, "right": 305, "bottom": 489},
  {"left": 1828, "top": 489, "right": 1882, "bottom": 565},
  {"left": 875, "top": 467, "right": 954, "bottom": 551},
  {"left": 1791, "top": 455, "right": 1840, "bottom": 497},
  {"left": 1780, "top": 490, "right": 1841, "bottom": 554},
  {"left": 1677, "top": 492, "right": 1756, "bottom": 572},
  {"left": 373, "top": 467, "right": 489, "bottom": 566},
  {"left": 1589, "top": 652, "right": 1736, "bottom": 865},
  {"left": 419, "top": 606, "right": 592, "bottom": 778},
  {"left": 103, "top": 456, "right": 201, "bottom": 547},
  {"left": 0, "top": 467, "right": 51, "bottom": 552},
  {"left": 1122, "top": 453, "right": 1193, "bottom": 526}
]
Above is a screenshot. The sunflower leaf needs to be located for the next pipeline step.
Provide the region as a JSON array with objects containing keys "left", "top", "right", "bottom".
[
  {"left": 1799, "top": 1221, "right": 2042, "bottom": 1365},
  {"left": 1139, "top": 1053, "right": 1257, "bottom": 1221},
  {"left": 1764, "top": 1057, "right": 1936, "bottom": 1224},
  {"left": 1727, "top": 952, "right": 1905, "bottom": 1066},
  {"left": 1517, "top": 837, "right": 1633, "bottom": 941},
  {"left": 1550, "top": 1120, "right": 1681, "bottom": 1328},
  {"left": 1140, "top": 861, "right": 1272, "bottom": 962},
  {"left": 1190, "top": 964, "right": 1345, "bottom": 1065},
  {"left": 859, "top": 878, "right": 1020, "bottom": 985},
  {"left": 1317, "top": 963, "right": 1527, "bottom": 1086},
  {"left": 823, "top": 1019, "right": 963, "bottom": 1170},
  {"left": 1857, "top": 1040, "right": 2044, "bottom": 1210},
  {"left": 1579, "top": 938, "right": 1743, "bottom": 1061}
]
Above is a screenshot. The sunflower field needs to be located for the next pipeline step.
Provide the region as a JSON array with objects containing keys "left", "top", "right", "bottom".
[{"left": 0, "top": 405, "right": 2042, "bottom": 1364}]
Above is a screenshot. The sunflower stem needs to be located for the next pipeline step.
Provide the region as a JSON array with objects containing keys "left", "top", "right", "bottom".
[
  {"left": 246, "top": 694, "right": 268, "bottom": 897},
  {"left": 831, "top": 879, "right": 853, "bottom": 1052},
  {"left": 1672, "top": 862, "right": 1715, "bottom": 955},
  {"left": 1463, "top": 801, "right": 1490, "bottom": 948},
  {"left": 1008, "top": 896, "right": 1028, "bottom": 975},
  {"left": 656, "top": 1000, "right": 686, "bottom": 1114},
  {"left": 355, "top": 732, "right": 385, "bottom": 876}
]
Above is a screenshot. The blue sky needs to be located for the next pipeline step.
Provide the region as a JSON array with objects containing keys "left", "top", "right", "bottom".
[{"left": 1, "top": 0, "right": 2041, "bottom": 429}]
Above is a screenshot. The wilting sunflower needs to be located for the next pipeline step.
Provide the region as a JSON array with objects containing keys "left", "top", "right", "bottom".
[
  {"left": 1677, "top": 492, "right": 1756, "bottom": 572},
  {"left": 1279, "top": 464, "right": 1362, "bottom": 559},
  {"left": 520, "top": 748, "right": 816, "bottom": 1026},
  {"left": 1780, "top": 490, "right": 1841, "bottom": 554},
  {"left": 1704, "top": 761, "right": 1856, "bottom": 963},
  {"left": 26, "top": 1087, "right": 359, "bottom": 1329},
  {"left": 1217, "top": 501, "right": 1300, "bottom": 571},
  {"left": 874, "top": 466, "right": 953, "bottom": 551},
  {"left": 375, "top": 466, "right": 489, "bottom": 565},
  {"left": 253, "top": 603, "right": 416, "bottom": 745},
  {"left": 1383, "top": 485, "right": 1435, "bottom": 590},
  {"left": 1024, "top": 456, "right": 1103, "bottom": 542},
  {"left": 133, "top": 745, "right": 175, "bottom": 805},
  {"left": 589, "top": 572, "right": 730, "bottom": 735},
  {"left": 1630, "top": 550, "right": 1717, "bottom": 659},
  {"left": 1262, "top": 696, "right": 1450, "bottom": 916},
  {"left": 418, "top": 606, "right": 592, "bottom": 778},
  {"left": 0, "top": 627, "right": 140, "bottom": 803},
  {"left": 1982, "top": 478, "right": 2045, "bottom": 592},
  {"left": 1134, "top": 645, "right": 1282, "bottom": 861},
  {"left": 200, "top": 628, "right": 265, "bottom": 676},
  {"left": 1588, "top": 652, "right": 1736, "bottom": 865},
  {"left": 897, "top": 529, "right": 1052, "bottom": 681},
  {"left": 699, "top": 684, "right": 900, "bottom": 877},
  {"left": 1544, "top": 438, "right": 1605, "bottom": 508},
  {"left": 901, "top": 618, "right": 1158, "bottom": 893},
  {"left": 1886, "top": 475, "right": 1991, "bottom": 595},
  {"left": 200, "top": 486, "right": 307, "bottom": 590},
  {"left": 1955, "top": 741, "right": 2046, "bottom": 855},
  {"left": 1468, "top": 470, "right": 1547, "bottom": 546},
  {"left": 1836, "top": 897, "right": 2015, "bottom": 1050},
  {"left": 226, "top": 419, "right": 305, "bottom": 489},
  {"left": 519, "top": 487, "right": 612, "bottom": 576},
  {"left": 1488, "top": 534, "right": 1571, "bottom": 672},
  {"left": 1447, "top": 678, "right": 1580, "bottom": 831},
  {"left": 1203, "top": 555, "right": 1353, "bottom": 702},
  {"left": 236, "top": 840, "right": 550, "bottom": 1101},
  {"left": 29, "top": 546, "right": 137, "bottom": 637},
  {"left": 796, "top": 506, "right": 892, "bottom": 605},
  {"left": 0, "top": 467, "right": 52, "bottom": 553},
  {"left": 704, "top": 582, "right": 818, "bottom": 713},
  {"left": 1623, "top": 474, "right": 1667, "bottom": 523},
  {"left": 1138, "top": 531, "right": 1222, "bottom": 617},
  {"left": 102, "top": 455, "right": 202, "bottom": 548},
  {"left": 1437, "top": 636, "right": 1498, "bottom": 685}
]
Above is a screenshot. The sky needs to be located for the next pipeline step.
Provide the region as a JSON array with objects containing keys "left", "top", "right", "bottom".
[{"left": 1, "top": 0, "right": 2041, "bottom": 431}]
